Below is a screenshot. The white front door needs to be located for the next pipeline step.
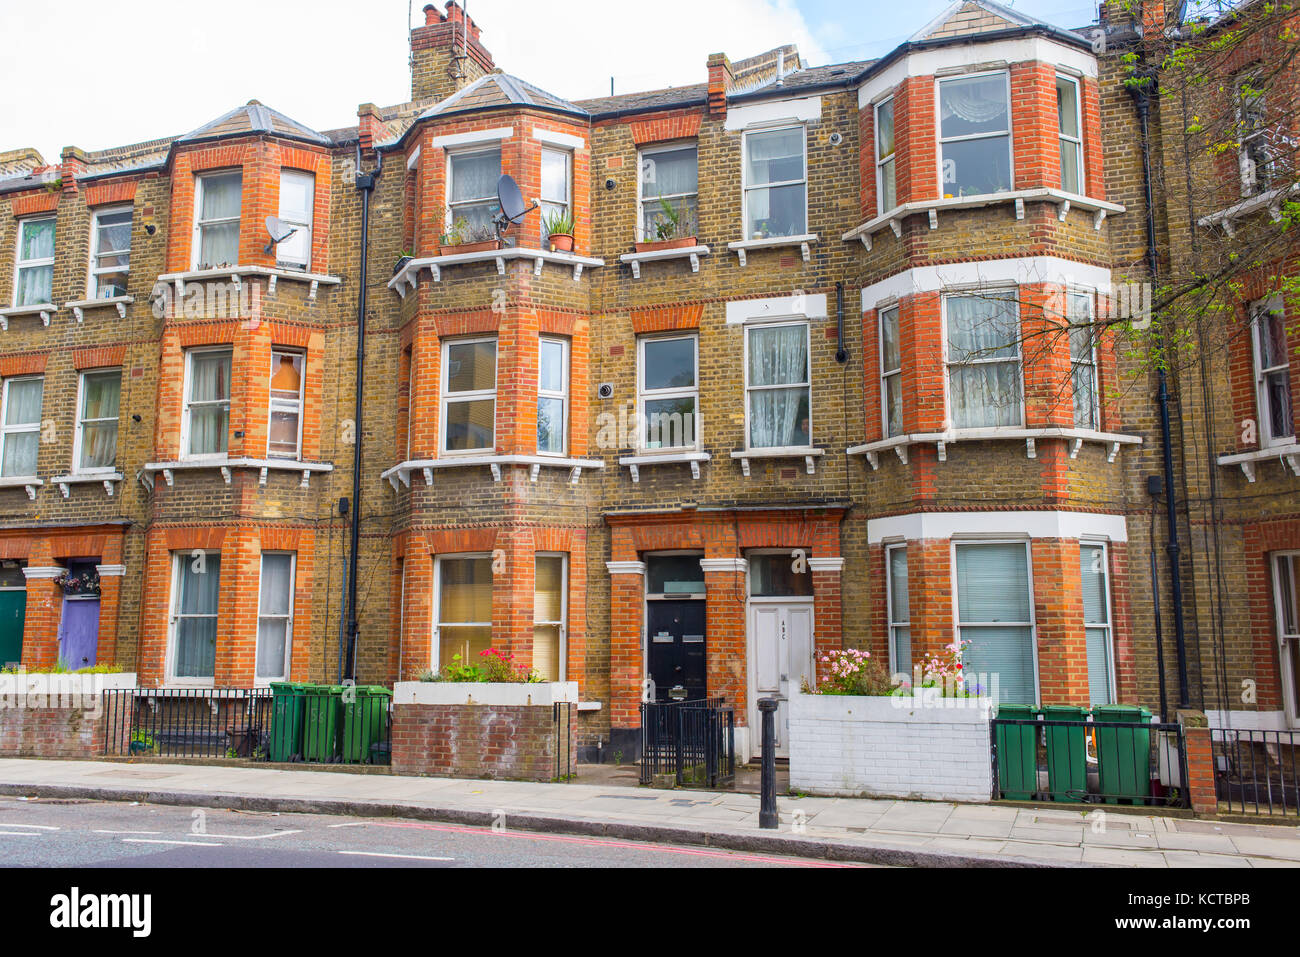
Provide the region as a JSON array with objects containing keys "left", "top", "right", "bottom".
[{"left": 749, "top": 601, "right": 814, "bottom": 757}]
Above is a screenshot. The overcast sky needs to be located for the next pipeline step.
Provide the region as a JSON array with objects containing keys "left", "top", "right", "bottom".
[{"left": 1, "top": 0, "right": 1101, "bottom": 163}]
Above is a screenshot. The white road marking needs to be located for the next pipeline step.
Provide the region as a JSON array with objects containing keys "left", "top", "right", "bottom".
[
  {"left": 337, "top": 851, "right": 454, "bottom": 862},
  {"left": 0, "top": 823, "right": 58, "bottom": 830},
  {"left": 0, "top": 831, "right": 43, "bottom": 836},
  {"left": 122, "top": 839, "right": 224, "bottom": 847},
  {"left": 327, "top": 822, "right": 368, "bottom": 829},
  {"left": 198, "top": 829, "right": 303, "bottom": 841},
  {"left": 93, "top": 830, "right": 162, "bottom": 835}
]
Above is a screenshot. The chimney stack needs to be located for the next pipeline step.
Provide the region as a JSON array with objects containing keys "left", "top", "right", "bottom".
[{"left": 410, "top": 1, "right": 494, "bottom": 103}]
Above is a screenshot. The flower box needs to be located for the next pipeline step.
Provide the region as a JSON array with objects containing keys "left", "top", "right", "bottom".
[
  {"left": 438, "top": 238, "right": 503, "bottom": 255},
  {"left": 392, "top": 680, "right": 578, "bottom": 707},
  {"left": 634, "top": 236, "right": 698, "bottom": 253},
  {"left": 0, "top": 671, "right": 136, "bottom": 699}
]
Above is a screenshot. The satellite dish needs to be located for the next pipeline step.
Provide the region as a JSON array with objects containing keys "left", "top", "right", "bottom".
[
  {"left": 493, "top": 175, "right": 538, "bottom": 239},
  {"left": 263, "top": 216, "right": 299, "bottom": 254}
]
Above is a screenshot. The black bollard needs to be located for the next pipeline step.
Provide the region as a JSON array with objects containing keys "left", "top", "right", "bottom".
[{"left": 758, "top": 697, "right": 778, "bottom": 829}]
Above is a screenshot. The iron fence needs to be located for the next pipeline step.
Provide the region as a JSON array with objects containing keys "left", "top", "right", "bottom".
[
  {"left": 991, "top": 716, "right": 1188, "bottom": 807},
  {"left": 639, "top": 697, "right": 735, "bottom": 789},
  {"left": 1211, "top": 727, "right": 1300, "bottom": 816},
  {"left": 553, "top": 702, "right": 574, "bottom": 781},
  {"left": 102, "top": 686, "right": 392, "bottom": 765}
]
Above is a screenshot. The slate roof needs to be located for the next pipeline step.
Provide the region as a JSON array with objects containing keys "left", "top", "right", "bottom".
[
  {"left": 419, "top": 72, "right": 588, "bottom": 120},
  {"left": 178, "top": 100, "right": 332, "bottom": 145}
]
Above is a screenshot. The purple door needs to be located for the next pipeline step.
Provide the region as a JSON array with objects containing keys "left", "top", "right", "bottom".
[{"left": 58, "top": 597, "right": 100, "bottom": 669}]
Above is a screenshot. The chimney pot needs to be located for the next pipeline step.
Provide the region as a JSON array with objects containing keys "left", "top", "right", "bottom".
[{"left": 423, "top": 3, "right": 438, "bottom": 25}]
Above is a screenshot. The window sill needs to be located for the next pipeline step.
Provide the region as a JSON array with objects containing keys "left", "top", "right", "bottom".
[
  {"left": 1197, "top": 182, "right": 1299, "bottom": 237},
  {"left": 618, "top": 245, "right": 710, "bottom": 278},
  {"left": 729, "top": 447, "right": 824, "bottom": 477},
  {"left": 139, "top": 457, "right": 333, "bottom": 492},
  {"left": 842, "top": 189, "right": 1127, "bottom": 250},
  {"left": 0, "top": 475, "right": 42, "bottom": 499},
  {"left": 382, "top": 454, "right": 605, "bottom": 489},
  {"left": 156, "top": 266, "right": 341, "bottom": 302},
  {"left": 1216, "top": 443, "right": 1300, "bottom": 483},
  {"left": 65, "top": 296, "right": 133, "bottom": 321},
  {"left": 618, "top": 450, "right": 711, "bottom": 482},
  {"left": 51, "top": 472, "right": 124, "bottom": 498},
  {"left": 389, "top": 248, "right": 606, "bottom": 296},
  {"left": 0, "top": 303, "right": 55, "bottom": 330},
  {"left": 726, "top": 234, "right": 817, "bottom": 267},
  {"left": 847, "top": 427, "right": 1142, "bottom": 469}
]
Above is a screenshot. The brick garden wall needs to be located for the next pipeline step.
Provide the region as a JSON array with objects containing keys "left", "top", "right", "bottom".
[{"left": 391, "top": 702, "right": 576, "bottom": 781}]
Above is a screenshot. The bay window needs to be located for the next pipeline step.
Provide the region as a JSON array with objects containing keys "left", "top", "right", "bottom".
[
  {"left": 276, "top": 170, "right": 314, "bottom": 270},
  {"left": 441, "top": 337, "right": 497, "bottom": 454},
  {"left": 183, "top": 349, "right": 232, "bottom": 458},
  {"left": 169, "top": 551, "right": 220, "bottom": 682},
  {"left": 0, "top": 376, "right": 42, "bottom": 477},
  {"left": 955, "top": 542, "right": 1036, "bottom": 705},
  {"left": 880, "top": 304, "right": 903, "bottom": 437},
  {"left": 14, "top": 217, "right": 54, "bottom": 307},
  {"left": 533, "top": 554, "right": 566, "bottom": 682},
  {"left": 89, "top": 207, "right": 131, "bottom": 298},
  {"left": 638, "top": 334, "right": 698, "bottom": 451},
  {"left": 435, "top": 555, "right": 492, "bottom": 670},
  {"left": 945, "top": 291, "right": 1022, "bottom": 429},
  {"left": 446, "top": 148, "right": 501, "bottom": 236},
  {"left": 876, "top": 96, "right": 896, "bottom": 212},
  {"left": 540, "top": 149, "right": 571, "bottom": 240},
  {"left": 1056, "top": 75, "right": 1083, "bottom": 194},
  {"left": 1252, "top": 297, "right": 1294, "bottom": 447},
  {"left": 256, "top": 552, "right": 295, "bottom": 682},
  {"left": 537, "top": 336, "right": 568, "bottom": 455},
  {"left": 886, "top": 544, "right": 910, "bottom": 679},
  {"left": 1080, "top": 543, "right": 1115, "bottom": 707},
  {"left": 268, "top": 349, "right": 304, "bottom": 459},
  {"left": 939, "top": 72, "right": 1011, "bottom": 198},
  {"left": 639, "top": 143, "right": 698, "bottom": 240},
  {"left": 1068, "top": 290, "right": 1100, "bottom": 430},
  {"left": 74, "top": 369, "right": 121, "bottom": 472},
  {"left": 747, "top": 322, "right": 810, "bottom": 449},
  {"left": 194, "top": 171, "right": 242, "bottom": 268},
  {"left": 743, "top": 127, "right": 807, "bottom": 239}
]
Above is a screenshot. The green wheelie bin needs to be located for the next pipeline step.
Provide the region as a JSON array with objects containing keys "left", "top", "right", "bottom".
[
  {"left": 340, "top": 685, "right": 392, "bottom": 763},
  {"left": 1042, "top": 705, "right": 1089, "bottom": 801},
  {"left": 302, "top": 685, "right": 342, "bottom": 762},
  {"left": 996, "top": 704, "right": 1039, "bottom": 800},
  {"left": 268, "top": 682, "right": 306, "bottom": 763},
  {"left": 1093, "top": 704, "right": 1153, "bottom": 804}
]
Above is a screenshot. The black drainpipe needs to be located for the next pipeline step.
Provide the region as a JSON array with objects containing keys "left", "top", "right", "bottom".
[
  {"left": 835, "top": 282, "right": 848, "bottom": 363},
  {"left": 340, "top": 155, "right": 382, "bottom": 683},
  {"left": 1129, "top": 72, "right": 1191, "bottom": 710}
]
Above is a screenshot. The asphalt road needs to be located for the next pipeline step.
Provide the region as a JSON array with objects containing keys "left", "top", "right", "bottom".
[{"left": 0, "top": 796, "right": 867, "bottom": 868}]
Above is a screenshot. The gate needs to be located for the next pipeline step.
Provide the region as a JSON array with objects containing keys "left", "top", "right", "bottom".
[
  {"left": 639, "top": 697, "right": 735, "bottom": 789},
  {"left": 1211, "top": 727, "right": 1299, "bottom": 816}
]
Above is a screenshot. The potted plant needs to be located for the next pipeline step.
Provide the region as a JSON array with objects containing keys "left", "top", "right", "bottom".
[
  {"left": 541, "top": 209, "right": 576, "bottom": 252},
  {"left": 635, "top": 196, "right": 697, "bottom": 253},
  {"left": 439, "top": 211, "right": 502, "bottom": 254}
]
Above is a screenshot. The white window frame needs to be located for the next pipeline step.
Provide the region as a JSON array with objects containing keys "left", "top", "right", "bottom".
[
  {"left": 72, "top": 368, "right": 121, "bottom": 475},
  {"left": 432, "top": 553, "right": 493, "bottom": 671},
  {"left": 192, "top": 171, "right": 242, "bottom": 270},
  {"left": 942, "top": 288, "right": 1026, "bottom": 431},
  {"left": 440, "top": 336, "right": 497, "bottom": 456},
  {"left": 1056, "top": 74, "right": 1084, "bottom": 194},
  {"left": 181, "top": 347, "right": 233, "bottom": 461},
  {"left": 1251, "top": 296, "right": 1294, "bottom": 449},
  {"left": 875, "top": 95, "right": 897, "bottom": 214},
  {"left": 1068, "top": 288, "right": 1100, "bottom": 431},
  {"left": 1080, "top": 539, "right": 1117, "bottom": 706},
  {"left": 537, "top": 336, "right": 569, "bottom": 457},
  {"left": 540, "top": 148, "right": 572, "bottom": 238},
  {"left": 879, "top": 303, "right": 903, "bottom": 438},
  {"left": 885, "top": 542, "right": 910, "bottom": 678},
  {"left": 87, "top": 205, "right": 132, "bottom": 300},
  {"left": 950, "top": 539, "right": 1040, "bottom": 705},
  {"left": 276, "top": 169, "right": 314, "bottom": 271},
  {"left": 1237, "top": 73, "right": 1273, "bottom": 198},
  {"left": 165, "top": 550, "right": 221, "bottom": 687},
  {"left": 1271, "top": 551, "right": 1300, "bottom": 729},
  {"left": 937, "top": 70, "right": 1014, "bottom": 197},
  {"left": 255, "top": 551, "right": 296, "bottom": 685},
  {"left": 533, "top": 552, "right": 568, "bottom": 682},
  {"left": 741, "top": 125, "right": 808, "bottom": 239},
  {"left": 637, "top": 141, "right": 699, "bottom": 242},
  {"left": 744, "top": 319, "right": 812, "bottom": 452},
  {"left": 445, "top": 146, "right": 502, "bottom": 231},
  {"left": 13, "top": 216, "right": 55, "bottom": 307},
  {"left": 267, "top": 348, "right": 305, "bottom": 460},
  {"left": 0, "top": 375, "right": 43, "bottom": 478},
  {"left": 637, "top": 332, "right": 701, "bottom": 453}
]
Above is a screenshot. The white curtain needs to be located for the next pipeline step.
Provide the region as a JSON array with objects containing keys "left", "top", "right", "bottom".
[
  {"left": 16, "top": 220, "right": 54, "bottom": 306},
  {"left": 79, "top": 372, "right": 120, "bottom": 469},
  {"left": 187, "top": 353, "right": 230, "bottom": 455},
  {"left": 948, "top": 294, "right": 1021, "bottom": 428},
  {"left": 941, "top": 75, "right": 1008, "bottom": 133},
  {"left": 257, "top": 554, "right": 293, "bottom": 679},
  {"left": 889, "top": 547, "right": 910, "bottom": 674},
  {"left": 2, "top": 378, "right": 42, "bottom": 476},
  {"left": 175, "top": 555, "right": 220, "bottom": 678},
  {"left": 1080, "top": 545, "right": 1113, "bottom": 706},
  {"left": 749, "top": 326, "right": 809, "bottom": 448}
]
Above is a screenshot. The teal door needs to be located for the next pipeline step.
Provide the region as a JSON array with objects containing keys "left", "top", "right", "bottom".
[{"left": 0, "top": 590, "right": 25, "bottom": 668}]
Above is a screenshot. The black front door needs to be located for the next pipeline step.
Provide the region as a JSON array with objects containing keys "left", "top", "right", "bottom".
[{"left": 646, "top": 600, "right": 706, "bottom": 702}]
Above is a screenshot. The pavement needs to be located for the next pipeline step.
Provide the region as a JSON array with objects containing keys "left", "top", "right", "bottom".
[{"left": 0, "top": 758, "right": 1297, "bottom": 867}]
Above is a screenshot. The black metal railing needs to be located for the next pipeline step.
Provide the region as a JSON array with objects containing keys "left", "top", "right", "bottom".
[
  {"left": 1211, "top": 727, "right": 1300, "bottom": 816},
  {"left": 991, "top": 717, "right": 1188, "bottom": 807},
  {"left": 102, "top": 686, "right": 392, "bottom": 765},
  {"left": 639, "top": 697, "right": 735, "bottom": 789},
  {"left": 553, "top": 702, "right": 574, "bottom": 782}
]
